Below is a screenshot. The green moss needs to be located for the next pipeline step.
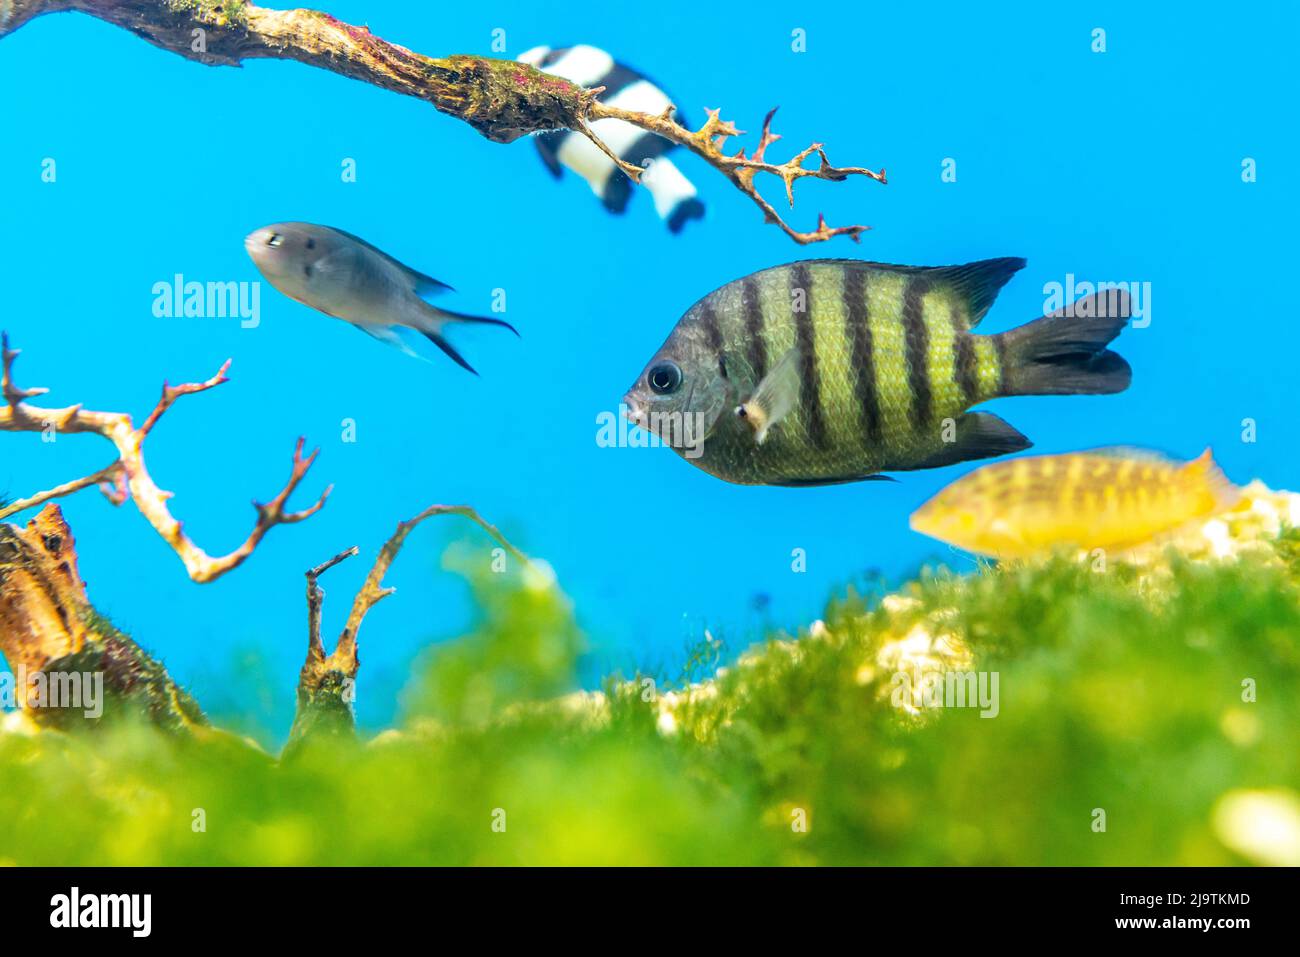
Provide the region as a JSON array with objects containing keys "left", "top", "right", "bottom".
[
  {"left": 166, "top": 0, "right": 247, "bottom": 28},
  {"left": 2, "top": 532, "right": 1297, "bottom": 865}
]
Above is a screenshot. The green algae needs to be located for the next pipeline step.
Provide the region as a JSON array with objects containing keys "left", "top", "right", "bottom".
[{"left": 1, "top": 525, "right": 1297, "bottom": 865}]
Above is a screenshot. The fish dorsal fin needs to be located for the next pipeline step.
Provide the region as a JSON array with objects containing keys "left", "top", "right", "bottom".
[
  {"left": 1182, "top": 447, "right": 1217, "bottom": 472},
  {"left": 1087, "top": 446, "right": 1180, "bottom": 465},
  {"left": 1082, "top": 447, "right": 1239, "bottom": 507},
  {"left": 923, "top": 258, "right": 1026, "bottom": 327},
  {"left": 798, "top": 257, "right": 1025, "bottom": 328},
  {"left": 326, "top": 227, "right": 454, "bottom": 296},
  {"left": 1177, "top": 447, "right": 1241, "bottom": 510}
]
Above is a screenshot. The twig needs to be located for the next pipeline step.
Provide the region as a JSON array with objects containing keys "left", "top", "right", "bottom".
[
  {"left": 0, "top": 1, "right": 884, "bottom": 243},
  {"left": 591, "top": 105, "right": 887, "bottom": 244},
  {"left": 334, "top": 504, "right": 531, "bottom": 670},
  {"left": 289, "top": 503, "right": 530, "bottom": 747},
  {"left": 0, "top": 332, "right": 330, "bottom": 583},
  {"left": 0, "top": 461, "right": 121, "bottom": 521},
  {"left": 305, "top": 545, "right": 359, "bottom": 665}
]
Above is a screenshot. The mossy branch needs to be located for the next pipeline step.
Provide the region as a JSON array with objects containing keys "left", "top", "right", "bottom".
[
  {"left": 1, "top": 497, "right": 529, "bottom": 754},
  {"left": 0, "top": 504, "right": 207, "bottom": 733},
  {"left": 0, "top": 0, "right": 885, "bottom": 243},
  {"left": 287, "top": 504, "right": 531, "bottom": 752}
]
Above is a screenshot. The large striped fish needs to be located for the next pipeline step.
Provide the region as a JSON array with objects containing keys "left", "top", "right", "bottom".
[
  {"left": 622, "top": 258, "right": 1133, "bottom": 486},
  {"left": 518, "top": 44, "right": 705, "bottom": 233}
]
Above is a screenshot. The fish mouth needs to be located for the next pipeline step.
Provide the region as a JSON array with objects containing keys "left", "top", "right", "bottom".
[
  {"left": 622, "top": 393, "right": 646, "bottom": 426},
  {"left": 242, "top": 232, "right": 261, "bottom": 262}
]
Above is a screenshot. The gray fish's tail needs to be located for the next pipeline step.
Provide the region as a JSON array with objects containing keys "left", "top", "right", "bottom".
[
  {"left": 410, "top": 300, "right": 519, "bottom": 376},
  {"left": 997, "top": 289, "right": 1132, "bottom": 396}
]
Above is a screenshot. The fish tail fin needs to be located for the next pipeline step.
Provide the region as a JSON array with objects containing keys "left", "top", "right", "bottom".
[
  {"left": 407, "top": 301, "right": 517, "bottom": 375},
  {"left": 421, "top": 331, "right": 479, "bottom": 376},
  {"left": 411, "top": 298, "right": 519, "bottom": 337},
  {"left": 997, "top": 289, "right": 1132, "bottom": 396},
  {"left": 641, "top": 156, "right": 704, "bottom": 233}
]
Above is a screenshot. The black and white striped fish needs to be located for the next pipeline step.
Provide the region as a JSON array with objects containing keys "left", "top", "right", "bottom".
[{"left": 518, "top": 44, "right": 705, "bottom": 233}]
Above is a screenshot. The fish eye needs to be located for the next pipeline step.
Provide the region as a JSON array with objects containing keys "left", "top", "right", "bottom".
[
  {"left": 647, "top": 362, "right": 682, "bottom": 395},
  {"left": 266, "top": 233, "right": 283, "bottom": 248}
]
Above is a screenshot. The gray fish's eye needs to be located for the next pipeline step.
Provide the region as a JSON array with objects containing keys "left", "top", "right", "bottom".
[
  {"left": 267, "top": 233, "right": 283, "bottom": 248},
  {"left": 647, "top": 361, "right": 682, "bottom": 395}
]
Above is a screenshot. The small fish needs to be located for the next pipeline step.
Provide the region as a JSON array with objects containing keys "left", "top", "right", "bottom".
[
  {"left": 623, "top": 258, "right": 1133, "bottom": 485},
  {"left": 244, "top": 222, "right": 516, "bottom": 374},
  {"left": 910, "top": 448, "right": 1241, "bottom": 558},
  {"left": 518, "top": 44, "right": 705, "bottom": 233}
]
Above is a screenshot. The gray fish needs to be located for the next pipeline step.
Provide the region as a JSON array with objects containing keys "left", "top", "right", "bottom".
[
  {"left": 623, "top": 258, "right": 1132, "bottom": 486},
  {"left": 244, "top": 222, "right": 516, "bottom": 374}
]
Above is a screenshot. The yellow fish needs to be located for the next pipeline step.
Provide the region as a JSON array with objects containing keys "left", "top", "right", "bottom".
[{"left": 909, "top": 448, "right": 1240, "bottom": 558}]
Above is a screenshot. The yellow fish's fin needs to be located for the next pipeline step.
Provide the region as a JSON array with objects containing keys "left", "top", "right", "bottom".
[
  {"left": 1179, "top": 447, "right": 1241, "bottom": 512},
  {"left": 736, "top": 347, "right": 801, "bottom": 445},
  {"left": 1088, "top": 445, "right": 1180, "bottom": 464}
]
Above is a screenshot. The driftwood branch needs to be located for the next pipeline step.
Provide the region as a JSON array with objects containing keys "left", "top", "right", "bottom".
[
  {"left": 0, "top": 504, "right": 208, "bottom": 733},
  {"left": 287, "top": 503, "right": 530, "bottom": 750},
  {"left": 0, "top": 0, "right": 885, "bottom": 243},
  {"left": 0, "top": 498, "right": 530, "bottom": 748},
  {"left": 305, "top": 545, "right": 359, "bottom": 667},
  {"left": 0, "top": 332, "right": 330, "bottom": 583}
]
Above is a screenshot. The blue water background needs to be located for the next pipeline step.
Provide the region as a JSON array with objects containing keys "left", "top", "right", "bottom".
[{"left": 2, "top": 2, "right": 1294, "bottom": 733}]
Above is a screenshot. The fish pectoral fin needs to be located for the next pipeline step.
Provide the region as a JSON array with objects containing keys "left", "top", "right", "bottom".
[
  {"left": 735, "top": 347, "right": 801, "bottom": 444},
  {"left": 901, "top": 412, "right": 1032, "bottom": 471}
]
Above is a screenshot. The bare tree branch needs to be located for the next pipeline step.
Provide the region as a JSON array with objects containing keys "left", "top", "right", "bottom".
[
  {"left": 0, "top": 0, "right": 885, "bottom": 243},
  {"left": 305, "top": 545, "right": 358, "bottom": 666},
  {"left": 288, "top": 503, "right": 531, "bottom": 749},
  {"left": 336, "top": 503, "right": 530, "bottom": 671},
  {"left": 0, "top": 332, "right": 330, "bottom": 583},
  {"left": 591, "top": 105, "right": 887, "bottom": 244}
]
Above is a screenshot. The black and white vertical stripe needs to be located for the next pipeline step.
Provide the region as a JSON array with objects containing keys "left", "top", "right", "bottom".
[{"left": 519, "top": 45, "right": 704, "bottom": 231}]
